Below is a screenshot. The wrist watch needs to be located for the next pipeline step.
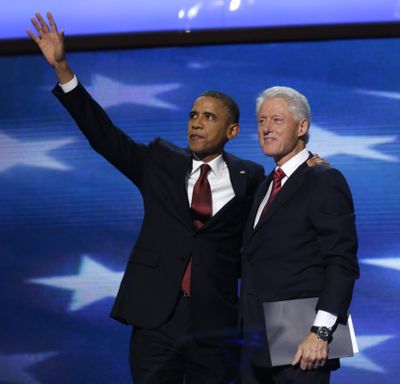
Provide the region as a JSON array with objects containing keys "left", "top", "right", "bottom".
[{"left": 310, "top": 326, "right": 332, "bottom": 342}]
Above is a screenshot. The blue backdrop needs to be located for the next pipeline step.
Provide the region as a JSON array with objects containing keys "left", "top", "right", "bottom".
[
  {"left": 3, "top": 0, "right": 399, "bottom": 39},
  {"left": 0, "top": 38, "right": 399, "bottom": 383}
]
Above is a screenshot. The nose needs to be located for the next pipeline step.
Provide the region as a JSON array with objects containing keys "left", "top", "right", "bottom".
[
  {"left": 192, "top": 117, "right": 204, "bottom": 129},
  {"left": 259, "top": 120, "right": 272, "bottom": 134}
]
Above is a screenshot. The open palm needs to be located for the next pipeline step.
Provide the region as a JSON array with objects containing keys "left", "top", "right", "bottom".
[{"left": 27, "top": 12, "right": 65, "bottom": 67}]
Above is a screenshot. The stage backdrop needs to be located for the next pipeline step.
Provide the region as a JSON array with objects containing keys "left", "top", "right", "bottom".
[{"left": 0, "top": 37, "right": 399, "bottom": 383}]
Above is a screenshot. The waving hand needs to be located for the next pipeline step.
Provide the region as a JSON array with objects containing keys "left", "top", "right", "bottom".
[{"left": 27, "top": 12, "right": 73, "bottom": 84}]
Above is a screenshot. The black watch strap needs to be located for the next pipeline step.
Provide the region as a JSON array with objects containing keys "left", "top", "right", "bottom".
[{"left": 310, "top": 326, "right": 332, "bottom": 342}]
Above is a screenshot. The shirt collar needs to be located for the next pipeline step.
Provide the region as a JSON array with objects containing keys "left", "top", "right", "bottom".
[
  {"left": 278, "top": 148, "right": 309, "bottom": 178},
  {"left": 191, "top": 154, "right": 224, "bottom": 178}
]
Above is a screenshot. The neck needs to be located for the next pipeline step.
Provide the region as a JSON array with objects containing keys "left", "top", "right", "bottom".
[
  {"left": 194, "top": 151, "right": 223, "bottom": 163},
  {"left": 274, "top": 143, "right": 305, "bottom": 167}
]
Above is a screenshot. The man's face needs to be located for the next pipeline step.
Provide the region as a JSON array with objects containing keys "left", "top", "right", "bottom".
[
  {"left": 188, "top": 96, "right": 237, "bottom": 162},
  {"left": 257, "top": 97, "right": 308, "bottom": 166}
]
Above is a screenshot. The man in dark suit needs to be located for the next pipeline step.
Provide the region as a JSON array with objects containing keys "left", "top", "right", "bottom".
[
  {"left": 240, "top": 86, "right": 359, "bottom": 383},
  {"left": 28, "top": 13, "right": 265, "bottom": 383}
]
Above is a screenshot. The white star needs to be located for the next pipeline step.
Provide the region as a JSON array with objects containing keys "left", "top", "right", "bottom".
[
  {"left": 357, "top": 88, "right": 400, "bottom": 101},
  {"left": 361, "top": 257, "right": 400, "bottom": 272},
  {"left": 251, "top": 124, "right": 397, "bottom": 162},
  {"left": 0, "top": 350, "right": 57, "bottom": 384},
  {"left": 308, "top": 124, "right": 397, "bottom": 162},
  {"left": 86, "top": 74, "right": 181, "bottom": 110},
  {"left": 28, "top": 256, "right": 123, "bottom": 311},
  {"left": 187, "top": 62, "right": 208, "bottom": 69},
  {"left": 341, "top": 335, "right": 394, "bottom": 372},
  {"left": 0, "top": 131, "right": 73, "bottom": 173}
]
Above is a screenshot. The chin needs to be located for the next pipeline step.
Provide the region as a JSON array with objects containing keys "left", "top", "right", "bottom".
[
  {"left": 189, "top": 143, "right": 201, "bottom": 153},
  {"left": 262, "top": 146, "right": 275, "bottom": 157}
]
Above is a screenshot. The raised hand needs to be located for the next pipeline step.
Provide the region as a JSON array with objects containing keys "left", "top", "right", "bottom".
[
  {"left": 27, "top": 12, "right": 66, "bottom": 67},
  {"left": 27, "top": 12, "right": 73, "bottom": 83}
]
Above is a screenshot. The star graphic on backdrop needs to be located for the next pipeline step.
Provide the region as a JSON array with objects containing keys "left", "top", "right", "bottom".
[
  {"left": 341, "top": 335, "right": 394, "bottom": 372},
  {"left": 86, "top": 74, "right": 181, "bottom": 110},
  {"left": 0, "top": 350, "right": 57, "bottom": 384},
  {"left": 251, "top": 124, "right": 397, "bottom": 161},
  {"left": 0, "top": 131, "right": 73, "bottom": 173},
  {"left": 28, "top": 256, "right": 123, "bottom": 311},
  {"left": 361, "top": 258, "right": 400, "bottom": 272},
  {"left": 187, "top": 62, "right": 208, "bottom": 69},
  {"left": 308, "top": 125, "right": 397, "bottom": 161},
  {"left": 357, "top": 88, "right": 400, "bottom": 101}
]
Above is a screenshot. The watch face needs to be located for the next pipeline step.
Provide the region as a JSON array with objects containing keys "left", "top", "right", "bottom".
[{"left": 317, "top": 327, "right": 331, "bottom": 340}]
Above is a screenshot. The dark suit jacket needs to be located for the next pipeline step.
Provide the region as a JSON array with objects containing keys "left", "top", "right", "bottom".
[
  {"left": 53, "top": 82, "right": 264, "bottom": 338},
  {"left": 240, "top": 159, "right": 359, "bottom": 366}
]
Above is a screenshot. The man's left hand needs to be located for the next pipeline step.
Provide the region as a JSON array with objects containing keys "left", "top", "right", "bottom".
[
  {"left": 291, "top": 332, "right": 328, "bottom": 370},
  {"left": 307, "top": 154, "right": 329, "bottom": 167}
]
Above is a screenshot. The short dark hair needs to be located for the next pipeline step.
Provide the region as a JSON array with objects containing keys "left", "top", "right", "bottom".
[{"left": 199, "top": 90, "right": 240, "bottom": 124}]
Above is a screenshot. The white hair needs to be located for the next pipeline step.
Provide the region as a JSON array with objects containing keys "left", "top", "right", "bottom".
[{"left": 256, "top": 86, "right": 311, "bottom": 127}]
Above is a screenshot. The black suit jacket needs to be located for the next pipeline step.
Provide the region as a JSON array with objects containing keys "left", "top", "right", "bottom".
[
  {"left": 240, "top": 159, "right": 359, "bottom": 366},
  {"left": 53, "top": 83, "right": 264, "bottom": 338}
]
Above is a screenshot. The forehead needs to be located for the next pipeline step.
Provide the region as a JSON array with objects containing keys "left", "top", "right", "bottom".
[
  {"left": 192, "top": 96, "right": 227, "bottom": 112},
  {"left": 258, "top": 97, "right": 291, "bottom": 116}
]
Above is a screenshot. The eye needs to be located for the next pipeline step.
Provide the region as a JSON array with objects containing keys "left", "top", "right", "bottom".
[
  {"left": 258, "top": 118, "right": 265, "bottom": 125},
  {"left": 272, "top": 117, "right": 284, "bottom": 124},
  {"left": 205, "top": 113, "right": 216, "bottom": 120},
  {"left": 189, "top": 112, "right": 197, "bottom": 119}
]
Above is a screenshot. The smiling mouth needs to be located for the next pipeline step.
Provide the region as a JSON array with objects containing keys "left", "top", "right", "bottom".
[{"left": 263, "top": 136, "right": 275, "bottom": 143}]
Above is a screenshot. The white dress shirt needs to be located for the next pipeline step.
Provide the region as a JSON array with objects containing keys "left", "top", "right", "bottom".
[{"left": 187, "top": 155, "right": 235, "bottom": 216}]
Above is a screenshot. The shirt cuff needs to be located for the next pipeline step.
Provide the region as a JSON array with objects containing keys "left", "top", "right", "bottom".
[
  {"left": 313, "top": 310, "right": 337, "bottom": 329},
  {"left": 59, "top": 75, "right": 78, "bottom": 93}
]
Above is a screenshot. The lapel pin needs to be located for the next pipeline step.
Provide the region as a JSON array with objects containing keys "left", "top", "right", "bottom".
[{"left": 240, "top": 170, "right": 246, "bottom": 174}]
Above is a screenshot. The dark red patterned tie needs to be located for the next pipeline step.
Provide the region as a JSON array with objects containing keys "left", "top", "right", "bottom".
[
  {"left": 261, "top": 167, "right": 286, "bottom": 216},
  {"left": 181, "top": 164, "right": 212, "bottom": 296}
]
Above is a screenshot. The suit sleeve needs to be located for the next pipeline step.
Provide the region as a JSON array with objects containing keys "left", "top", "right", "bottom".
[
  {"left": 53, "top": 82, "right": 150, "bottom": 186},
  {"left": 310, "top": 168, "right": 360, "bottom": 323}
]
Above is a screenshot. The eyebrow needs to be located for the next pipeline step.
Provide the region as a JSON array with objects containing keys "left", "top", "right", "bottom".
[
  {"left": 190, "top": 110, "right": 218, "bottom": 118},
  {"left": 259, "top": 113, "right": 284, "bottom": 118}
]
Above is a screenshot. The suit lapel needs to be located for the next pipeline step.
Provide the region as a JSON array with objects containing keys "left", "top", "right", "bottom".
[
  {"left": 171, "top": 150, "right": 194, "bottom": 228},
  {"left": 224, "top": 152, "right": 247, "bottom": 199},
  {"left": 252, "top": 161, "right": 311, "bottom": 235},
  {"left": 243, "top": 172, "right": 272, "bottom": 240}
]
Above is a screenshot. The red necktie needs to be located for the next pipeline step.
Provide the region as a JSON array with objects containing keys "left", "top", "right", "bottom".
[
  {"left": 181, "top": 164, "right": 212, "bottom": 296},
  {"left": 261, "top": 167, "right": 285, "bottom": 216}
]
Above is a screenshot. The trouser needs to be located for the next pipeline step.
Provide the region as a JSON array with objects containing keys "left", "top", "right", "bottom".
[
  {"left": 130, "top": 293, "right": 240, "bottom": 383},
  {"left": 243, "top": 364, "right": 331, "bottom": 384}
]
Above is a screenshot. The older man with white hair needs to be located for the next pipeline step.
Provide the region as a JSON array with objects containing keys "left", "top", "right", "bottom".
[{"left": 240, "top": 86, "right": 359, "bottom": 384}]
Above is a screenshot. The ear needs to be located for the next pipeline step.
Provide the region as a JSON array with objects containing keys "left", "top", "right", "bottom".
[
  {"left": 226, "top": 123, "right": 240, "bottom": 140},
  {"left": 297, "top": 118, "right": 309, "bottom": 138}
]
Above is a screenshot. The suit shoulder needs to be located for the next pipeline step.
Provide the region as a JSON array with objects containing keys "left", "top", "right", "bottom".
[
  {"left": 243, "top": 159, "right": 264, "bottom": 173},
  {"left": 150, "top": 138, "right": 191, "bottom": 163},
  {"left": 309, "top": 164, "right": 347, "bottom": 181},
  {"left": 243, "top": 159, "right": 264, "bottom": 183},
  {"left": 308, "top": 164, "right": 354, "bottom": 201},
  {"left": 154, "top": 138, "right": 187, "bottom": 154},
  {"left": 224, "top": 151, "right": 263, "bottom": 172},
  {"left": 224, "top": 152, "right": 264, "bottom": 183}
]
